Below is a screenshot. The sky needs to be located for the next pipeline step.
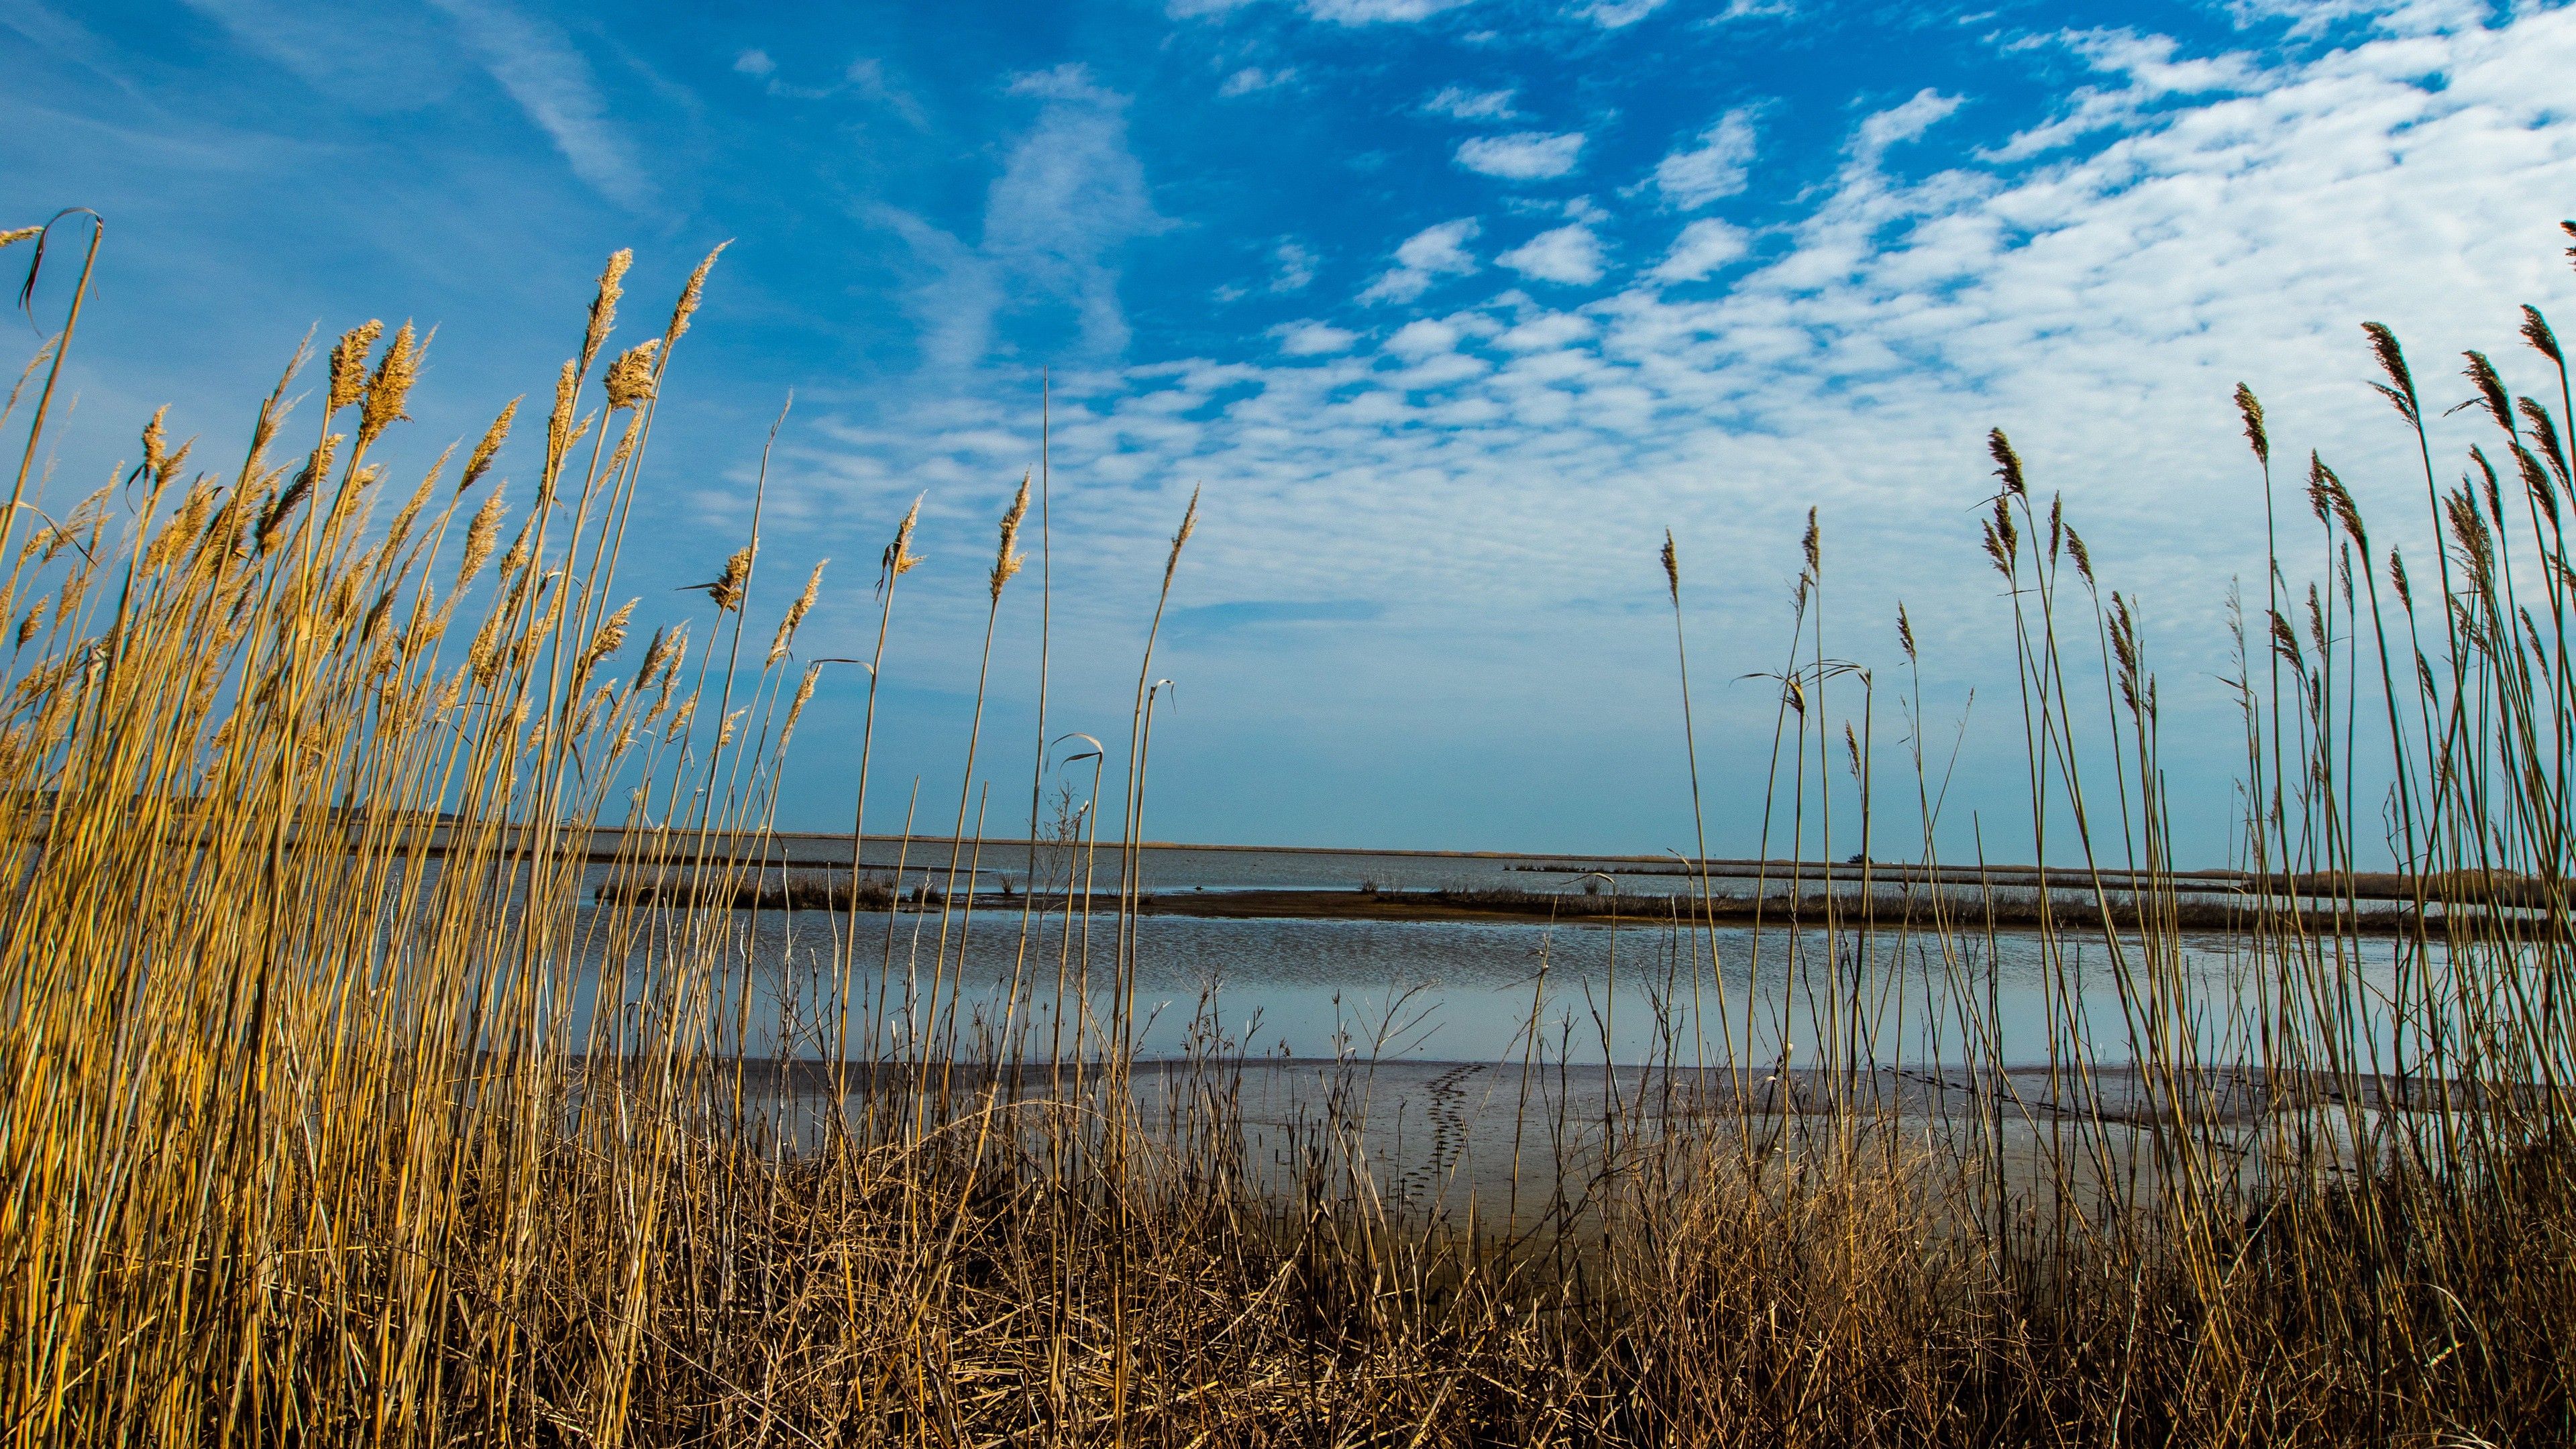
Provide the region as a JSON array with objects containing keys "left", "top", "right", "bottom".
[{"left": 5, "top": 0, "right": 2576, "bottom": 864}]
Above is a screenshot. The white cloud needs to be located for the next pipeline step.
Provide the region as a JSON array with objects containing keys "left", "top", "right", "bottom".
[
  {"left": 806, "top": 5, "right": 2576, "bottom": 857},
  {"left": 1424, "top": 85, "right": 1518, "bottom": 121},
  {"left": 1854, "top": 87, "right": 1962, "bottom": 156},
  {"left": 1986, "top": 30, "right": 2253, "bottom": 162},
  {"left": 733, "top": 48, "right": 775, "bottom": 76},
  {"left": 1276, "top": 321, "right": 1359, "bottom": 355},
  {"left": 1650, "top": 218, "right": 1750, "bottom": 282},
  {"left": 1497, "top": 311, "right": 1595, "bottom": 350},
  {"left": 1360, "top": 218, "right": 1481, "bottom": 303},
  {"left": 426, "top": 0, "right": 651, "bottom": 208},
  {"left": 843, "top": 57, "right": 928, "bottom": 125},
  {"left": 1386, "top": 317, "right": 1464, "bottom": 359},
  {"left": 1306, "top": 0, "right": 1476, "bottom": 18},
  {"left": 886, "top": 65, "right": 1165, "bottom": 366},
  {"left": 1581, "top": 0, "right": 1665, "bottom": 25},
  {"left": 1456, "top": 131, "right": 1586, "bottom": 180},
  {"left": 174, "top": 0, "right": 458, "bottom": 109},
  {"left": 1497, "top": 223, "right": 1604, "bottom": 284},
  {"left": 1220, "top": 65, "right": 1297, "bottom": 96},
  {"left": 1177, "top": 0, "right": 1477, "bottom": 17},
  {"left": 1654, "top": 109, "right": 1758, "bottom": 209},
  {"left": 1271, "top": 241, "right": 1318, "bottom": 292},
  {"left": 2222, "top": 0, "right": 2451, "bottom": 37}
]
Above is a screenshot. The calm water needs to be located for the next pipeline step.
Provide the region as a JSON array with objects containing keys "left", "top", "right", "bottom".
[
  {"left": 691, "top": 832, "right": 1718, "bottom": 898},
  {"left": 563, "top": 842, "right": 2418, "bottom": 1069}
]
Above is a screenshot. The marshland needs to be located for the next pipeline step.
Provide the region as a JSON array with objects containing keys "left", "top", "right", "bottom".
[{"left": 2, "top": 209, "right": 2574, "bottom": 1445}]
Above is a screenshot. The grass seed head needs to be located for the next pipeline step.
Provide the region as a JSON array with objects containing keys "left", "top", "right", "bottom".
[
  {"left": 784, "top": 661, "right": 822, "bottom": 737},
  {"left": 602, "top": 413, "right": 641, "bottom": 480},
  {"left": 2522, "top": 304, "right": 2563, "bottom": 365},
  {"left": 582, "top": 598, "right": 637, "bottom": 678},
  {"left": 546, "top": 360, "right": 580, "bottom": 468},
  {"left": 2304, "top": 451, "right": 2336, "bottom": 525},
  {"left": 769, "top": 559, "right": 826, "bottom": 665},
  {"left": 630, "top": 626, "right": 667, "bottom": 691},
  {"left": 710, "top": 543, "right": 755, "bottom": 613},
  {"left": 2471, "top": 443, "right": 2506, "bottom": 521},
  {"left": 879, "top": 494, "right": 924, "bottom": 592},
  {"left": 462, "top": 398, "right": 518, "bottom": 492},
  {"left": 664, "top": 241, "right": 729, "bottom": 351},
  {"left": 1661, "top": 530, "right": 1680, "bottom": 604},
  {"left": 605, "top": 339, "right": 661, "bottom": 411},
  {"left": 1983, "top": 496, "right": 2017, "bottom": 578},
  {"left": 1896, "top": 602, "right": 1916, "bottom": 660},
  {"left": 2268, "top": 607, "right": 2303, "bottom": 672},
  {"left": 139, "top": 405, "right": 169, "bottom": 484},
  {"left": 583, "top": 248, "right": 632, "bottom": 373},
  {"left": 2233, "top": 383, "right": 2269, "bottom": 468},
  {"left": 2311, "top": 455, "right": 2368, "bottom": 547},
  {"left": 2521, "top": 397, "right": 2571, "bottom": 490},
  {"left": 990, "top": 474, "right": 1030, "bottom": 602},
  {"left": 1801, "top": 508, "right": 1820, "bottom": 579},
  {"left": 2363, "top": 322, "right": 2420, "bottom": 426},
  {"left": 1986, "top": 428, "right": 2025, "bottom": 498},
  {"left": 1162, "top": 484, "right": 1202, "bottom": 592},
  {"left": 258, "top": 434, "right": 339, "bottom": 554},
  {"left": 326, "top": 320, "right": 384, "bottom": 415},
  {"left": 2460, "top": 351, "right": 2514, "bottom": 434},
  {"left": 2110, "top": 593, "right": 2143, "bottom": 713},
  {"left": 498, "top": 517, "right": 535, "bottom": 584},
  {"left": 459, "top": 492, "right": 506, "bottom": 584},
  {"left": 358, "top": 322, "right": 423, "bottom": 448},
  {"left": 2512, "top": 440, "right": 2559, "bottom": 522}
]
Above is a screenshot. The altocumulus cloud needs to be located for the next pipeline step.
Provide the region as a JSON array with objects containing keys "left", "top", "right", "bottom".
[
  {"left": 808, "top": 5, "right": 2576, "bottom": 773},
  {"left": 1455, "top": 131, "right": 1587, "bottom": 180},
  {"left": 1360, "top": 219, "right": 1481, "bottom": 303},
  {"left": 1653, "top": 109, "right": 1758, "bottom": 209},
  {"left": 1498, "top": 223, "right": 1605, "bottom": 285}
]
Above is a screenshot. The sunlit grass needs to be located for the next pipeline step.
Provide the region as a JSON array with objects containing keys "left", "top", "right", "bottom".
[{"left": 1, "top": 211, "right": 2572, "bottom": 1444}]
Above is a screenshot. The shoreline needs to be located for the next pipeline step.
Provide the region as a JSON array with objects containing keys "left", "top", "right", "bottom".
[{"left": 594, "top": 878, "right": 2484, "bottom": 936}]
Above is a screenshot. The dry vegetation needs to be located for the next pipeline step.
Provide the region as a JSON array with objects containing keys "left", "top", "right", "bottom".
[{"left": 2, "top": 211, "right": 2574, "bottom": 1445}]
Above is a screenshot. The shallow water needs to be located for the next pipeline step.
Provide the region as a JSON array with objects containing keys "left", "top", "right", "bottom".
[{"left": 570, "top": 886, "right": 2417, "bottom": 1071}]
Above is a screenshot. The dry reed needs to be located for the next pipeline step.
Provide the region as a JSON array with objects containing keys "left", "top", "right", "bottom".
[{"left": 0, "top": 220, "right": 2572, "bottom": 1448}]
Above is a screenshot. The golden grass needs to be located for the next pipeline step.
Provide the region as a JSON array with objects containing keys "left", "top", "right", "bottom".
[{"left": 1, "top": 213, "right": 2573, "bottom": 1445}]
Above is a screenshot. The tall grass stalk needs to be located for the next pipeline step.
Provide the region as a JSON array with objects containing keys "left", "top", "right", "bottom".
[{"left": 6, "top": 227, "right": 2576, "bottom": 1446}]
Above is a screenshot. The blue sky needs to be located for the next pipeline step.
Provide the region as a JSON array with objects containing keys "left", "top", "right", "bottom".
[{"left": 5, "top": 0, "right": 2575, "bottom": 862}]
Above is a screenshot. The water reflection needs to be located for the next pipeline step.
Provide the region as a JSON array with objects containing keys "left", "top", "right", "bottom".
[{"left": 568, "top": 899, "right": 2416, "bottom": 1069}]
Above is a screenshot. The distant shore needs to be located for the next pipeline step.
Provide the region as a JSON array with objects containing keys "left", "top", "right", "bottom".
[{"left": 595, "top": 876, "right": 2487, "bottom": 937}]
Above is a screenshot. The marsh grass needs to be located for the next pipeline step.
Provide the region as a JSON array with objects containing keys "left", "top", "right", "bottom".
[{"left": 1, "top": 215, "right": 2573, "bottom": 1445}]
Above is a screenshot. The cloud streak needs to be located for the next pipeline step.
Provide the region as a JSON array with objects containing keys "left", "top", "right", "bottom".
[
  {"left": 427, "top": 0, "right": 651, "bottom": 209},
  {"left": 886, "top": 65, "right": 1167, "bottom": 368}
]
